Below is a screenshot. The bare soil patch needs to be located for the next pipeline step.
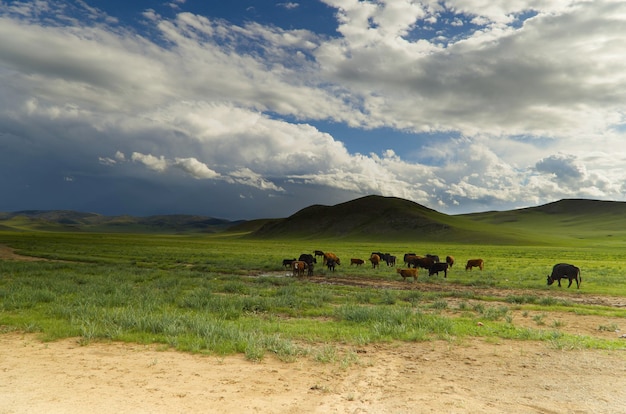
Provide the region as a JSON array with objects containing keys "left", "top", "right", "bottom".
[
  {"left": 0, "top": 244, "right": 50, "bottom": 262},
  {"left": 2, "top": 332, "right": 625, "bottom": 414},
  {"left": 2, "top": 247, "right": 626, "bottom": 413}
]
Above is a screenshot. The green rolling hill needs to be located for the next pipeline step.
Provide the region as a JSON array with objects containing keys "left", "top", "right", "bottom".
[
  {"left": 2, "top": 197, "right": 626, "bottom": 245},
  {"left": 247, "top": 195, "right": 536, "bottom": 243},
  {"left": 248, "top": 196, "right": 626, "bottom": 244},
  {"left": 460, "top": 198, "right": 626, "bottom": 244}
]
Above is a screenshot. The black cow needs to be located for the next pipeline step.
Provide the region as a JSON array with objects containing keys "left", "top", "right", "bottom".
[
  {"left": 326, "top": 258, "right": 337, "bottom": 272},
  {"left": 282, "top": 258, "right": 297, "bottom": 268},
  {"left": 426, "top": 254, "right": 440, "bottom": 263},
  {"left": 547, "top": 263, "right": 581, "bottom": 288},
  {"left": 428, "top": 262, "right": 448, "bottom": 278},
  {"left": 299, "top": 253, "right": 316, "bottom": 266},
  {"left": 385, "top": 255, "right": 396, "bottom": 267},
  {"left": 403, "top": 253, "right": 417, "bottom": 266}
]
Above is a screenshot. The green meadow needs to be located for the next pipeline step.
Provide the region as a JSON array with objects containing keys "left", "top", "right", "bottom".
[{"left": 2, "top": 228, "right": 626, "bottom": 362}]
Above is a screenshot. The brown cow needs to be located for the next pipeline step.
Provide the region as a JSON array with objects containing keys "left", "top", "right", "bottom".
[
  {"left": 407, "top": 256, "right": 435, "bottom": 269},
  {"left": 465, "top": 259, "right": 484, "bottom": 271},
  {"left": 397, "top": 268, "right": 418, "bottom": 281},
  {"left": 446, "top": 255, "right": 455, "bottom": 268},
  {"left": 323, "top": 252, "right": 341, "bottom": 266},
  {"left": 404, "top": 254, "right": 420, "bottom": 267},
  {"left": 369, "top": 254, "right": 380, "bottom": 269},
  {"left": 350, "top": 258, "right": 364, "bottom": 266},
  {"left": 291, "top": 260, "right": 307, "bottom": 277},
  {"left": 403, "top": 253, "right": 417, "bottom": 266}
]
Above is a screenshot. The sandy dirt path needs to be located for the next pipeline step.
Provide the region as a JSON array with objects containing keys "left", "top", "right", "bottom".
[{"left": 1, "top": 333, "right": 626, "bottom": 414}]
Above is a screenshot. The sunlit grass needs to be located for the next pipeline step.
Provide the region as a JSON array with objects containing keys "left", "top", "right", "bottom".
[{"left": 1, "top": 231, "right": 626, "bottom": 360}]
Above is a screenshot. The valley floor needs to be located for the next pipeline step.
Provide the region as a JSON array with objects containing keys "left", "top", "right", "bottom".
[{"left": 2, "top": 245, "right": 626, "bottom": 413}]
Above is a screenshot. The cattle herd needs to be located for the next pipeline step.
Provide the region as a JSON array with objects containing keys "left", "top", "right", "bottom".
[
  {"left": 282, "top": 250, "right": 484, "bottom": 281},
  {"left": 282, "top": 251, "right": 582, "bottom": 288}
]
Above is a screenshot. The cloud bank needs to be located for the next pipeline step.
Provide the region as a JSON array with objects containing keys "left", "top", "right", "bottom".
[{"left": 1, "top": 0, "right": 626, "bottom": 218}]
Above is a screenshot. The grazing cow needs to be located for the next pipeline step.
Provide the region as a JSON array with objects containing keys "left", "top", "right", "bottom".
[
  {"left": 385, "top": 255, "right": 396, "bottom": 267},
  {"left": 314, "top": 250, "right": 325, "bottom": 259},
  {"left": 326, "top": 258, "right": 337, "bottom": 272},
  {"left": 405, "top": 255, "right": 419, "bottom": 268},
  {"left": 372, "top": 251, "right": 385, "bottom": 259},
  {"left": 428, "top": 262, "right": 449, "bottom": 278},
  {"left": 403, "top": 253, "right": 417, "bottom": 266},
  {"left": 299, "top": 253, "right": 316, "bottom": 266},
  {"left": 372, "top": 251, "right": 389, "bottom": 266},
  {"left": 404, "top": 254, "right": 420, "bottom": 267},
  {"left": 323, "top": 252, "right": 341, "bottom": 266},
  {"left": 350, "top": 258, "right": 365, "bottom": 266},
  {"left": 426, "top": 254, "right": 440, "bottom": 263},
  {"left": 396, "top": 268, "right": 418, "bottom": 282},
  {"left": 446, "top": 255, "right": 455, "bottom": 268},
  {"left": 291, "top": 260, "right": 307, "bottom": 277},
  {"left": 465, "top": 259, "right": 484, "bottom": 271},
  {"left": 282, "top": 258, "right": 297, "bottom": 268},
  {"left": 547, "top": 263, "right": 581, "bottom": 288},
  {"left": 299, "top": 254, "right": 316, "bottom": 276},
  {"left": 369, "top": 254, "right": 380, "bottom": 269},
  {"left": 407, "top": 256, "right": 435, "bottom": 270}
]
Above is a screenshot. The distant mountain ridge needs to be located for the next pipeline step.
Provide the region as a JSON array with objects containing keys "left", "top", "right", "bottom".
[
  {"left": 3, "top": 197, "right": 626, "bottom": 243},
  {"left": 0, "top": 210, "right": 243, "bottom": 233}
]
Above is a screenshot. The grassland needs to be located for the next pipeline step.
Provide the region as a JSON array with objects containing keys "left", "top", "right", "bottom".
[{"left": 1, "top": 228, "right": 626, "bottom": 362}]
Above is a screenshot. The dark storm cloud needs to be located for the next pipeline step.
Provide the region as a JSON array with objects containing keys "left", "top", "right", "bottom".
[{"left": 2, "top": 0, "right": 626, "bottom": 218}]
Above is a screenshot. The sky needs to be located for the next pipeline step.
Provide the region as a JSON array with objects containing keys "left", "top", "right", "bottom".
[{"left": 1, "top": 0, "right": 626, "bottom": 220}]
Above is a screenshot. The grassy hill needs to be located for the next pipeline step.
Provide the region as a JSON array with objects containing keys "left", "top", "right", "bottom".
[
  {"left": 249, "top": 196, "right": 626, "bottom": 244},
  {"left": 3, "top": 197, "right": 626, "bottom": 245},
  {"left": 249, "top": 195, "right": 541, "bottom": 243},
  {"left": 460, "top": 198, "right": 626, "bottom": 244}
]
